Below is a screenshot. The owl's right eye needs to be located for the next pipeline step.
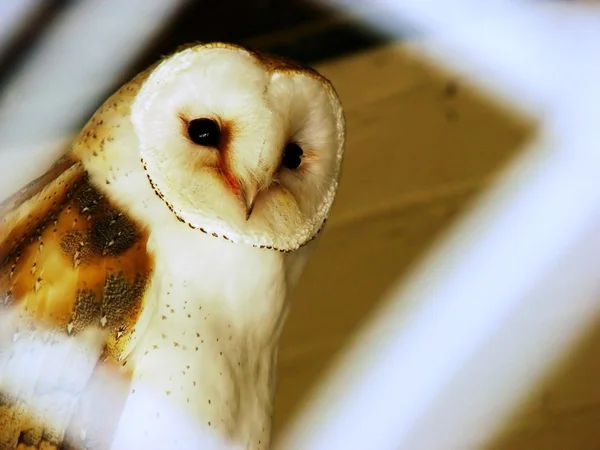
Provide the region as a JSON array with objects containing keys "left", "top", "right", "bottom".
[{"left": 187, "top": 118, "right": 221, "bottom": 147}]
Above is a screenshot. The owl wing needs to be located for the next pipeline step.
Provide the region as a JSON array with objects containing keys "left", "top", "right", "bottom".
[{"left": 0, "top": 153, "right": 154, "bottom": 449}]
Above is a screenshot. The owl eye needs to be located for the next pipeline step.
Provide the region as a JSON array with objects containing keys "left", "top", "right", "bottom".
[
  {"left": 187, "top": 118, "right": 220, "bottom": 147},
  {"left": 282, "top": 142, "right": 303, "bottom": 169}
]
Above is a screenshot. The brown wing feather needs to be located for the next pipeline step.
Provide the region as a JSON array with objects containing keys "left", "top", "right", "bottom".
[
  {"left": 0, "top": 155, "right": 154, "bottom": 449},
  {"left": 0, "top": 154, "right": 76, "bottom": 220}
]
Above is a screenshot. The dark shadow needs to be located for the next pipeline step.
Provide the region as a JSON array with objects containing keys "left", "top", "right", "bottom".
[
  {"left": 76, "top": 0, "right": 401, "bottom": 132},
  {"left": 0, "top": 0, "right": 69, "bottom": 88}
]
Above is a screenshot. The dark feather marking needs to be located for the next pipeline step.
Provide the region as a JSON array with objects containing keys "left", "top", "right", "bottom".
[
  {"left": 90, "top": 210, "right": 139, "bottom": 257},
  {"left": 70, "top": 290, "right": 102, "bottom": 333},
  {"left": 101, "top": 272, "right": 148, "bottom": 335},
  {"left": 18, "top": 428, "right": 42, "bottom": 446}
]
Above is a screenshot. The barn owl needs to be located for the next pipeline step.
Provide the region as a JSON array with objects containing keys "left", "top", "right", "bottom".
[{"left": 0, "top": 42, "right": 345, "bottom": 449}]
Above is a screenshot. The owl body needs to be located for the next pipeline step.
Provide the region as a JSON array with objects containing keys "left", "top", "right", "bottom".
[{"left": 0, "top": 42, "right": 344, "bottom": 449}]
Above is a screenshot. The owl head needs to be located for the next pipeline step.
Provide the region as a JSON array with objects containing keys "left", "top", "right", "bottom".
[{"left": 129, "top": 42, "right": 345, "bottom": 252}]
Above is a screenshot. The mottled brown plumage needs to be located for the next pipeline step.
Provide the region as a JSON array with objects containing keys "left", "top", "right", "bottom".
[
  {"left": 0, "top": 157, "right": 152, "bottom": 449},
  {"left": 0, "top": 158, "right": 152, "bottom": 344}
]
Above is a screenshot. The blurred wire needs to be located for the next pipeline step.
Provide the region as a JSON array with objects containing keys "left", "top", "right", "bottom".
[
  {"left": 0, "top": 0, "right": 189, "bottom": 154},
  {"left": 0, "top": 1, "right": 43, "bottom": 56}
]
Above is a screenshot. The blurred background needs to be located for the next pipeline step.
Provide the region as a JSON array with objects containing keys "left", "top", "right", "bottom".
[{"left": 2, "top": 1, "right": 600, "bottom": 449}]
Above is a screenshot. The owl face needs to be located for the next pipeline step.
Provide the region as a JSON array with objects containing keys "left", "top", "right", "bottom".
[{"left": 130, "top": 43, "right": 345, "bottom": 252}]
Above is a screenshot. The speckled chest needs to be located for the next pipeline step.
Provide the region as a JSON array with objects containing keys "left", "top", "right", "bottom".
[{"left": 123, "top": 225, "right": 288, "bottom": 448}]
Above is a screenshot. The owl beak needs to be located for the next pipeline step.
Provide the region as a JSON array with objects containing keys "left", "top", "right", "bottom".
[
  {"left": 242, "top": 183, "right": 259, "bottom": 221},
  {"left": 222, "top": 168, "right": 259, "bottom": 220}
]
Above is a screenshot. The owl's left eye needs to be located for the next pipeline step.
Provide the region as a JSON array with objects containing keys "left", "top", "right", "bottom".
[
  {"left": 282, "top": 143, "right": 303, "bottom": 169},
  {"left": 187, "top": 118, "right": 220, "bottom": 147}
]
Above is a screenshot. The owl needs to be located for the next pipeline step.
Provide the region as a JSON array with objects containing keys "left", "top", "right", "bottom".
[{"left": 0, "top": 42, "right": 345, "bottom": 449}]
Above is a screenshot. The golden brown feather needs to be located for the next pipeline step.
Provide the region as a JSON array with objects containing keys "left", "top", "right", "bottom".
[{"left": 0, "top": 156, "right": 153, "bottom": 449}]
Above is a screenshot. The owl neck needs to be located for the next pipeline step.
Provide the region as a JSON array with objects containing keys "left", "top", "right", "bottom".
[
  {"left": 73, "top": 114, "right": 307, "bottom": 448},
  {"left": 125, "top": 227, "right": 293, "bottom": 449}
]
